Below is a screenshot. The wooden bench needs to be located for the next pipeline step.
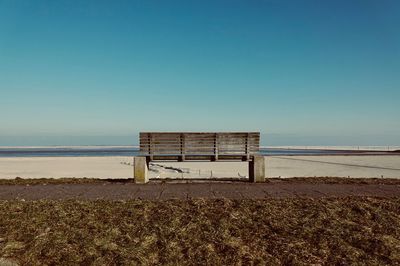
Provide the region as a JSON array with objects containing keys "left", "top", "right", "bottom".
[{"left": 134, "top": 132, "right": 265, "bottom": 183}]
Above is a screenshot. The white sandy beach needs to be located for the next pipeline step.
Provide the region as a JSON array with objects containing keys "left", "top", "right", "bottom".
[
  {"left": 0, "top": 155, "right": 399, "bottom": 179},
  {"left": 0, "top": 157, "right": 134, "bottom": 179}
]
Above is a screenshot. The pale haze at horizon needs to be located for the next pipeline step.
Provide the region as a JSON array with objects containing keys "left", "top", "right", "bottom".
[{"left": 1, "top": 1, "right": 399, "bottom": 146}]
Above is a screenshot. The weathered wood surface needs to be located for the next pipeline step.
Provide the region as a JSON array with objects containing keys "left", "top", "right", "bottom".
[{"left": 139, "top": 132, "right": 260, "bottom": 161}]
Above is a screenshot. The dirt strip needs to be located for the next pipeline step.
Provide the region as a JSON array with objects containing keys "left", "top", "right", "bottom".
[{"left": 0, "top": 181, "right": 399, "bottom": 200}]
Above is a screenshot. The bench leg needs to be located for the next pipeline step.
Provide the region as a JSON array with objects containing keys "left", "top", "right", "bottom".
[
  {"left": 249, "top": 155, "right": 265, "bottom": 182},
  {"left": 134, "top": 157, "right": 149, "bottom": 183}
]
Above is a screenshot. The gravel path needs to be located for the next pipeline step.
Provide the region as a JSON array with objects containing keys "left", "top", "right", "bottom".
[{"left": 0, "top": 182, "right": 399, "bottom": 200}]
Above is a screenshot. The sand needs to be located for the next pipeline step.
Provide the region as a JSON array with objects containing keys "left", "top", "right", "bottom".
[
  {"left": 0, "top": 157, "right": 134, "bottom": 179},
  {"left": 266, "top": 156, "right": 400, "bottom": 178},
  {"left": 0, "top": 155, "right": 399, "bottom": 179}
]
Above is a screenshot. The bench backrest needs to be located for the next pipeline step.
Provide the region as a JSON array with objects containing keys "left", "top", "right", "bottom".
[{"left": 139, "top": 132, "right": 260, "bottom": 161}]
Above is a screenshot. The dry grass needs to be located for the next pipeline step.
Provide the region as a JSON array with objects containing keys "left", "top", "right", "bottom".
[{"left": 0, "top": 198, "right": 399, "bottom": 265}]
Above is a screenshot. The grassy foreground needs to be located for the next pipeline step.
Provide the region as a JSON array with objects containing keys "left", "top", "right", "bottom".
[{"left": 0, "top": 198, "right": 399, "bottom": 265}]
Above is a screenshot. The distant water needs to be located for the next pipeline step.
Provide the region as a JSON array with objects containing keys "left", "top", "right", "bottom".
[{"left": 0, "top": 146, "right": 369, "bottom": 158}]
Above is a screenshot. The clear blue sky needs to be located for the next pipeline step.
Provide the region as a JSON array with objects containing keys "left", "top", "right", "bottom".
[{"left": 1, "top": 0, "right": 399, "bottom": 145}]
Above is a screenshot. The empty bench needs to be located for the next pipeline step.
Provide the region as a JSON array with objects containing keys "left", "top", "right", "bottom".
[{"left": 134, "top": 132, "right": 265, "bottom": 183}]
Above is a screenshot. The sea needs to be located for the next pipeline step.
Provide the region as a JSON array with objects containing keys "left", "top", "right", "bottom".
[{"left": 0, "top": 146, "right": 385, "bottom": 158}]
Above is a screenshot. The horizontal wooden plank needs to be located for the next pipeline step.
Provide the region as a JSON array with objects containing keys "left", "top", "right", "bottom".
[
  {"left": 140, "top": 153, "right": 254, "bottom": 157},
  {"left": 139, "top": 143, "right": 259, "bottom": 147},
  {"left": 140, "top": 147, "right": 259, "bottom": 150},
  {"left": 139, "top": 144, "right": 260, "bottom": 147},
  {"left": 140, "top": 140, "right": 258, "bottom": 143},
  {"left": 139, "top": 146, "right": 260, "bottom": 149},
  {"left": 139, "top": 144, "right": 260, "bottom": 148},
  {"left": 140, "top": 151, "right": 259, "bottom": 154},
  {"left": 140, "top": 133, "right": 260, "bottom": 137},
  {"left": 140, "top": 152, "right": 258, "bottom": 156},
  {"left": 140, "top": 135, "right": 259, "bottom": 138},
  {"left": 139, "top": 140, "right": 260, "bottom": 143},
  {"left": 140, "top": 132, "right": 259, "bottom": 134},
  {"left": 140, "top": 136, "right": 259, "bottom": 139}
]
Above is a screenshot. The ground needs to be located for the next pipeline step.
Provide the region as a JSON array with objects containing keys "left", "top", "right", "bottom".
[
  {"left": 0, "top": 178, "right": 399, "bottom": 265},
  {"left": 0, "top": 198, "right": 399, "bottom": 265},
  {"left": 0, "top": 177, "right": 400, "bottom": 200}
]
